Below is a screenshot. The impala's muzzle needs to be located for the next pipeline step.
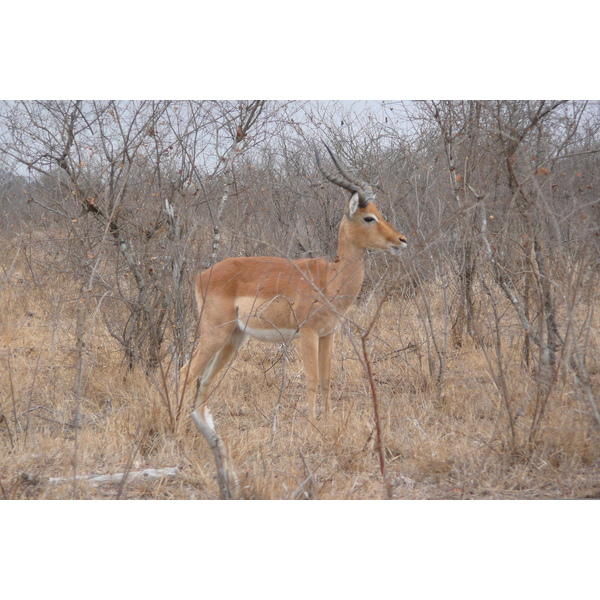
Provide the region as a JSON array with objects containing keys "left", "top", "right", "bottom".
[{"left": 389, "top": 235, "right": 408, "bottom": 255}]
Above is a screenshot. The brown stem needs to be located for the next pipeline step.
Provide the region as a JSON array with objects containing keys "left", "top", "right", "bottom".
[{"left": 361, "top": 330, "right": 392, "bottom": 500}]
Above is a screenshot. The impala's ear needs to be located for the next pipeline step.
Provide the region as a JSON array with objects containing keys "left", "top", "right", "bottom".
[{"left": 347, "top": 192, "right": 359, "bottom": 218}]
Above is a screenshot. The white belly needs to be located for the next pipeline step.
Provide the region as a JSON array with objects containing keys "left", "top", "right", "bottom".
[{"left": 237, "top": 320, "right": 299, "bottom": 344}]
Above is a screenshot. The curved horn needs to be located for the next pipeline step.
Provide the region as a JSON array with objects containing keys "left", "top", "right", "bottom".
[
  {"left": 313, "top": 142, "right": 373, "bottom": 207},
  {"left": 322, "top": 143, "right": 374, "bottom": 200},
  {"left": 313, "top": 142, "right": 360, "bottom": 195}
]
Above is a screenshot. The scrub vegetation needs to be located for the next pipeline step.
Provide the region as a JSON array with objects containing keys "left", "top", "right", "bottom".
[{"left": 1, "top": 100, "right": 599, "bottom": 499}]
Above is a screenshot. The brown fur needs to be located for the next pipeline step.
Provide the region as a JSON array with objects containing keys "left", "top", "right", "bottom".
[{"left": 180, "top": 198, "right": 407, "bottom": 422}]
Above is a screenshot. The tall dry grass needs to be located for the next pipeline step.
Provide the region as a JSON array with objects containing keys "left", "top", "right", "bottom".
[{"left": 1, "top": 236, "right": 599, "bottom": 500}]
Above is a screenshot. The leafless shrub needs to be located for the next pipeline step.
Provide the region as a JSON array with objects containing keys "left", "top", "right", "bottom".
[{"left": 1, "top": 100, "right": 599, "bottom": 499}]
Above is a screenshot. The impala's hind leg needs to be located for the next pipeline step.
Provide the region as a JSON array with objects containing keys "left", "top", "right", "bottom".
[
  {"left": 179, "top": 322, "right": 239, "bottom": 413},
  {"left": 195, "top": 327, "right": 246, "bottom": 411}
]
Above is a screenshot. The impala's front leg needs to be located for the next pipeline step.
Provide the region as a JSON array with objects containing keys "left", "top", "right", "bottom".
[
  {"left": 300, "top": 330, "right": 319, "bottom": 423},
  {"left": 318, "top": 333, "right": 334, "bottom": 416}
]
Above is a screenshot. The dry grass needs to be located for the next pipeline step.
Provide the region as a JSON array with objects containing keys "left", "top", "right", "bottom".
[{"left": 1, "top": 239, "right": 600, "bottom": 500}]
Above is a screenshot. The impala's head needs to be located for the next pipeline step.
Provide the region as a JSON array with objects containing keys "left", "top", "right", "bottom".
[
  {"left": 313, "top": 142, "right": 407, "bottom": 256},
  {"left": 346, "top": 199, "right": 407, "bottom": 256}
]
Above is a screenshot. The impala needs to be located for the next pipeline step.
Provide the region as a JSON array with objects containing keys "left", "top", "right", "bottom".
[{"left": 180, "top": 143, "right": 407, "bottom": 423}]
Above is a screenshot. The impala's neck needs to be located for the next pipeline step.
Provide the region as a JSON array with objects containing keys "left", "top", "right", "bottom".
[{"left": 330, "top": 215, "right": 366, "bottom": 302}]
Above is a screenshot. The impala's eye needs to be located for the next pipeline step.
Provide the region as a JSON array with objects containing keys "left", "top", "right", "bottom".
[{"left": 363, "top": 216, "right": 376, "bottom": 223}]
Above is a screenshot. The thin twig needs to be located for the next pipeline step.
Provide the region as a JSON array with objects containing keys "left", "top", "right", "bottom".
[
  {"left": 292, "top": 451, "right": 315, "bottom": 499},
  {"left": 116, "top": 417, "right": 144, "bottom": 500},
  {"left": 360, "top": 293, "right": 394, "bottom": 499}
]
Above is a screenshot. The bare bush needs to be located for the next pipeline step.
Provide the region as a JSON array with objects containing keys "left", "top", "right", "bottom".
[{"left": 1, "top": 100, "right": 599, "bottom": 499}]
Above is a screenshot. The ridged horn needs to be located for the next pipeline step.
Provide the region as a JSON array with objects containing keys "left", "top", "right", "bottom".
[
  {"left": 322, "top": 142, "right": 374, "bottom": 203},
  {"left": 313, "top": 141, "right": 372, "bottom": 207}
]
